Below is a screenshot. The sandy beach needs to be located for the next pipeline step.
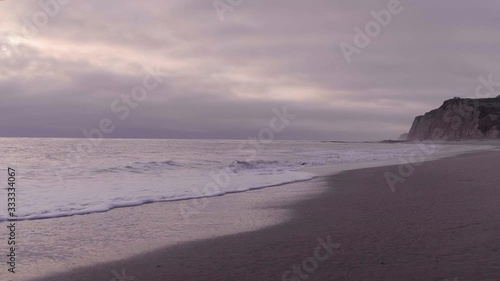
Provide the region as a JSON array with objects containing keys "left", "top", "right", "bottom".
[
  {"left": 22, "top": 150, "right": 499, "bottom": 281},
  {"left": 4, "top": 1, "right": 500, "bottom": 280}
]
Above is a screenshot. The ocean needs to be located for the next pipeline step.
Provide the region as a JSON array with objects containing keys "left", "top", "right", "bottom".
[{"left": 0, "top": 138, "right": 480, "bottom": 222}]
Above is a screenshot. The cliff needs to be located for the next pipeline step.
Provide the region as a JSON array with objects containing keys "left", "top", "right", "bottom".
[
  {"left": 398, "top": 133, "right": 408, "bottom": 141},
  {"left": 407, "top": 97, "right": 500, "bottom": 141}
]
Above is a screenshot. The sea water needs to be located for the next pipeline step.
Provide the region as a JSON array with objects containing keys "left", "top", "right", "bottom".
[{"left": 0, "top": 138, "right": 482, "bottom": 221}]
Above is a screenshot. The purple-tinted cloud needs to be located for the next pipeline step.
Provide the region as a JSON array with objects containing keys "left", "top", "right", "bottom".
[{"left": 1, "top": 0, "right": 499, "bottom": 141}]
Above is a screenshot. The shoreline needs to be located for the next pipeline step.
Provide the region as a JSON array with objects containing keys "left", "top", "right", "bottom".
[
  {"left": 6, "top": 141, "right": 495, "bottom": 223},
  {"left": 8, "top": 168, "right": 328, "bottom": 281},
  {"left": 27, "top": 150, "right": 500, "bottom": 281},
  {"left": 8, "top": 140, "right": 500, "bottom": 223}
]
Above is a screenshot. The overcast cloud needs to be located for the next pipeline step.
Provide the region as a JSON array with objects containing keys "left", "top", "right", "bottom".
[{"left": 1, "top": 0, "right": 499, "bottom": 141}]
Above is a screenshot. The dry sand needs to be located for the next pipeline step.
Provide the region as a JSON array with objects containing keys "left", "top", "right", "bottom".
[{"left": 29, "top": 151, "right": 500, "bottom": 281}]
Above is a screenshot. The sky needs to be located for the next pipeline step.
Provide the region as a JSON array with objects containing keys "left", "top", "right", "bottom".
[{"left": 1, "top": 0, "right": 499, "bottom": 141}]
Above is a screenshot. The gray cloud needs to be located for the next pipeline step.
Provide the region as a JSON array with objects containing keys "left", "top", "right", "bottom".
[{"left": 1, "top": 0, "right": 499, "bottom": 141}]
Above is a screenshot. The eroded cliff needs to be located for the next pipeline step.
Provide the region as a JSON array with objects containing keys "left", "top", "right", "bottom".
[{"left": 407, "top": 97, "right": 500, "bottom": 141}]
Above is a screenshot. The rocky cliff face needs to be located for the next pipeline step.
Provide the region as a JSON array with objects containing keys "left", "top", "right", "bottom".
[{"left": 407, "top": 97, "right": 500, "bottom": 141}]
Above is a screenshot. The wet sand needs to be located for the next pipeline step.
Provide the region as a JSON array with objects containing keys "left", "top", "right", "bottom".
[{"left": 30, "top": 151, "right": 500, "bottom": 281}]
